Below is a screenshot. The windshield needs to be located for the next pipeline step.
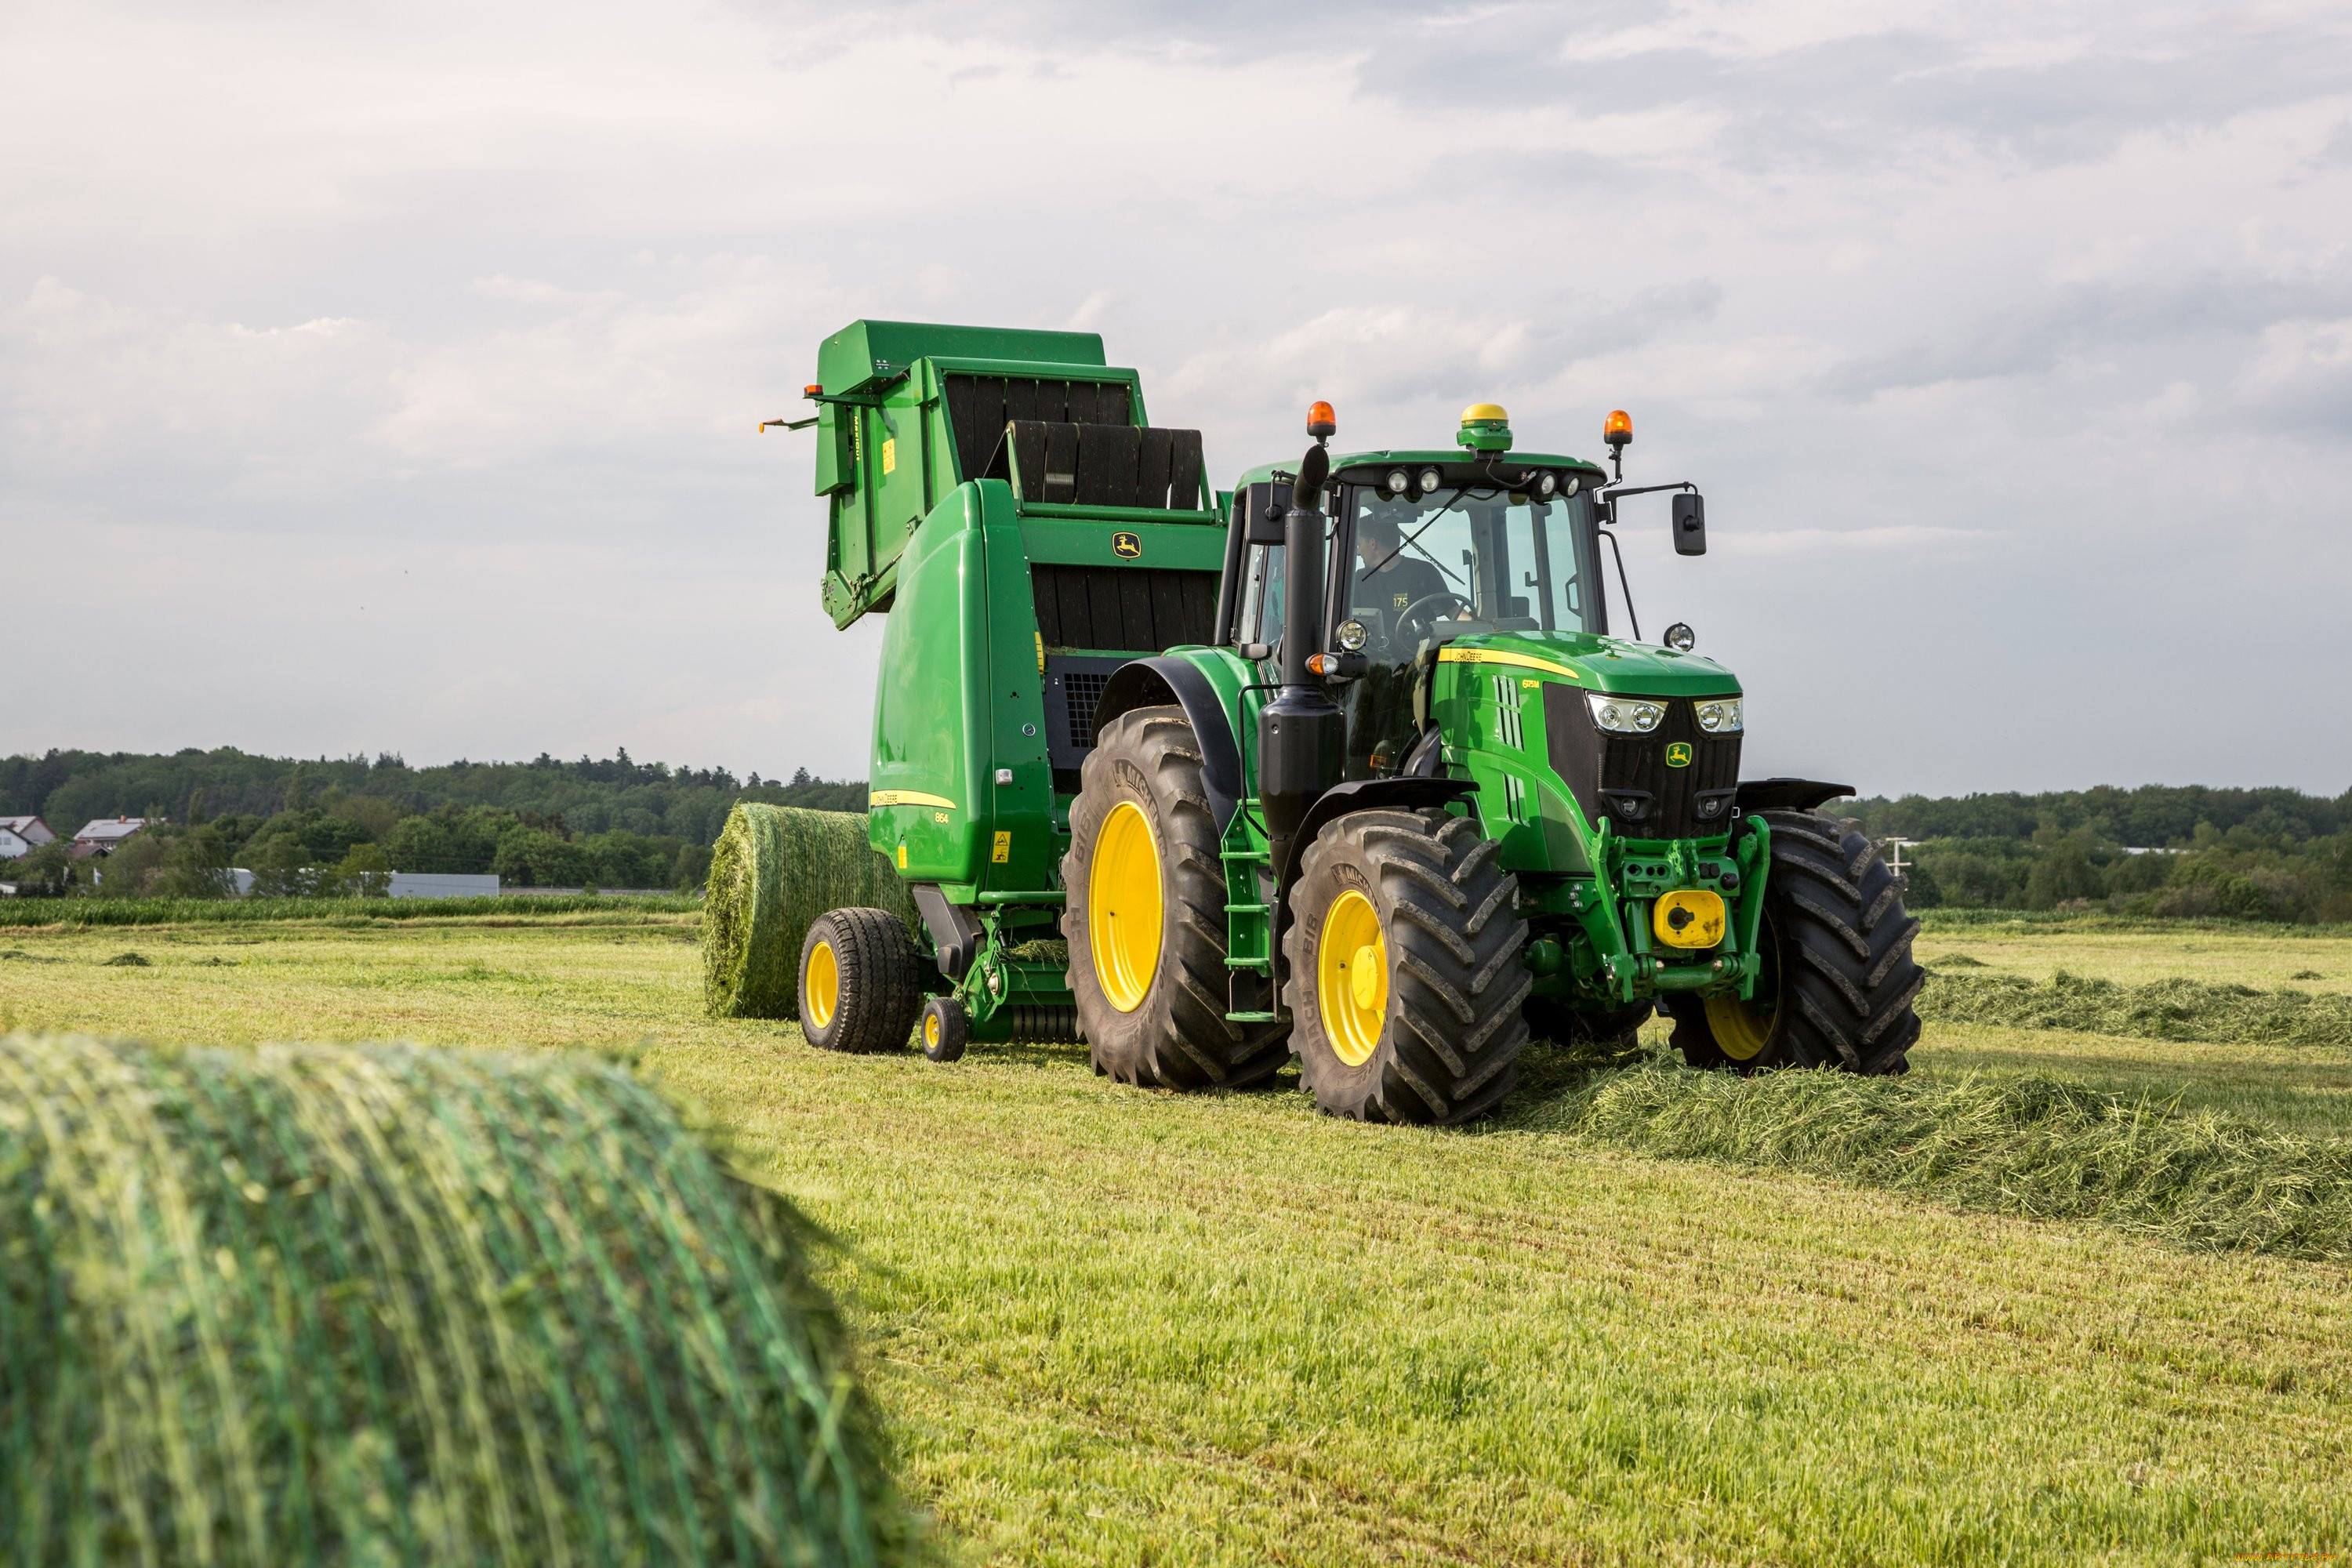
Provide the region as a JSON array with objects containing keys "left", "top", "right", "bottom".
[{"left": 1345, "top": 484, "right": 1602, "bottom": 657}]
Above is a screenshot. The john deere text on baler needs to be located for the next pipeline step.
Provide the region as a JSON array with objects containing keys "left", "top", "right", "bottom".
[{"left": 770, "top": 320, "right": 1922, "bottom": 1121}]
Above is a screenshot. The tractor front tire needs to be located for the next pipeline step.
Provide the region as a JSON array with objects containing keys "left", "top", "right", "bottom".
[
  {"left": 1664, "top": 808, "right": 1922, "bottom": 1075},
  {"left": 1285, "top": 809, "right": 1531, "bottom": 1125},
  {"left": 798, "top": 907, "right": 924, "bottom": 1054},
  {"left": 1063, "top": 705, "right": 1289, "bottom": 1091}
]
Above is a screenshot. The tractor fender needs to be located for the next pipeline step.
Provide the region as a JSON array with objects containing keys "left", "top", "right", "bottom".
[
  {"left": 1735, "top": 778, "right": 1855, "bottom": 813},
  {"left": 1094, "top": 658, "right": 1245, "bottom": 833},
  {"left": 1272, "top": 776, "right": 1479, "bottom": 973}
]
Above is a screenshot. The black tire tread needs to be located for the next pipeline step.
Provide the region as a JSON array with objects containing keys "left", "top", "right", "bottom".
[
  {"left": 1665, "top": 810, "right": 1919, "bottom": 1075},
  {"left": 800, "top": 907, "right": 924, "bottom": 1054},
  {"left": 1286, "top": 808, "right": 1530, "bottom": 1125},
  {"left": 1063, "top": 706, "right": 1288, "bottom": 1091}
]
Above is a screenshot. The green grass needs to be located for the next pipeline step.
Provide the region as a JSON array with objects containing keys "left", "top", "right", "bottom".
[
  {"left": 1921, "top": 969, "right": 2352, "bottom": 1048},
  {"left": 1, "top": 918, "right": 2347, "bottom": 1563},
  {"left": 1529, "top": 1059, "right": 2352, "bottom": 1259}
]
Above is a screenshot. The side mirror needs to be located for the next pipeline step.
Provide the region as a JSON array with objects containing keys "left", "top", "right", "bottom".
[{"left": 1671, "top": 492, "right": 1707, "bottom": 556}]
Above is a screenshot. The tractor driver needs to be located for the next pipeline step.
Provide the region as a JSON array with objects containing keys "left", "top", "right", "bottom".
[{"left": 1352, "top": 510, "right": 1457, "bottom": 652}]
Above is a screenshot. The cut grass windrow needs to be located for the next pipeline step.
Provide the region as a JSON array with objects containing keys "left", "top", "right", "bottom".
[
  {"left": 0, "top": 1034, "right": 902, "bottom": 1567},
  {"left": 1922, "top": 968, "right": 2352, "bottom": 1048},
  {"left": 1518, "top": 1059, "right": 2352, "bottom": 1261}
]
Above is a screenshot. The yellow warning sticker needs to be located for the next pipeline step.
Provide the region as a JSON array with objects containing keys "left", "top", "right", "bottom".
[
  {"left": 992, "top": 831, "right": 1011, "bottom": 864},
  {"left": 896, "top": 843, "right": 908, "bottom": 869},
  {"left": 881, "top": 437, "right": 897, "bottom": 475}
]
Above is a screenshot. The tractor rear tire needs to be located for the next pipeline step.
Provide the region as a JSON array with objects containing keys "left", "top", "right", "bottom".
[
  {"left": 1285, "top": 809, "right": 1531, "bottom": 1125},
  {"left": 1063, "top": 706, "right": 1289, "bottom": 1091},
  {"left": 1664, "top": 809, "right": 1922, "bottom": 1075},
  {"left": 798, "top": 908, "right": 924, "bottom": 1054}
]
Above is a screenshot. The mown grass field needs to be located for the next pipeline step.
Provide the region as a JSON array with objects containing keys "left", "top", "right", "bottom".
[{"left": 4, "top": 909, "right": 2348, "bottom": 1564}]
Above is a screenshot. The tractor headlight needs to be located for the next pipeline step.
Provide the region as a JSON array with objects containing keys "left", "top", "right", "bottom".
[
  {"left": 1417, "top": 467, "right": 1442, "bottom": 494},
  {"left": 1588, "top": 692, "right": 1666, "bottom": 734},
  {"left": 1385, "top": 469, "right": 1409, "bottom": 497},
  {"left": 1537, "top": 472, "right": 1558, "bottom": 497},
  {"left": 1693, "top": 697, "right": 1744, "bottom": 734},
  {"left": 1335, "top": 618, "right": 1368, "bottom": 652}
]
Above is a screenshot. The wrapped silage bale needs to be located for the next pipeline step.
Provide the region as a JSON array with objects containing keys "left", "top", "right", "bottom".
[
  {"left": 703, "top": 805, "right": 917, "bottom": 1021},
  {"left": 0, "top": 1033, "right": 901, "bottom": 1567}
]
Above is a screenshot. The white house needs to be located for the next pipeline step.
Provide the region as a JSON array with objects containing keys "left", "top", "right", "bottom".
[
  {"left": 0, "top": 815, "right": 55, "bottom": 860},
  {"left": 72, "top": 817, "right": 154, "bottom": 858}
]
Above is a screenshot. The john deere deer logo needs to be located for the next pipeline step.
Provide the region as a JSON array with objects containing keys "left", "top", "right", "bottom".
[
  {"left": 1112, "top": 532, "right": 1142, "bottom": 558},
  {"left": 1665, "top": 742, "right": 1693, "bottom": 768}
]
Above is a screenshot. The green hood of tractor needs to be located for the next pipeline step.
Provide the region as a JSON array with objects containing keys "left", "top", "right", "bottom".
[{"left": 1439, "top": 629, "right": 1740, "bottom": 697}]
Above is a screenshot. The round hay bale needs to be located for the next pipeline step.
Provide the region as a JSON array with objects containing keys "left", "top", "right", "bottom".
[
  {"left": 704, "top": 805, "right": 917, "bottom": 1020},
  {"left": 0, "top": 1034, "right": 902, "bottom": 1567}
]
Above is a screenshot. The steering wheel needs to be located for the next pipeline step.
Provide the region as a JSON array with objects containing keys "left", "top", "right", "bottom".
[{"left": 1395, "top": 590, "right": 1474, "bottom": 643}]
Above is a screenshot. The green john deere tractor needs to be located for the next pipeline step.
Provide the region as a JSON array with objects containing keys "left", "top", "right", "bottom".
[{"left": 758, "top": 318, "right": 1921, "bottom": 1123}]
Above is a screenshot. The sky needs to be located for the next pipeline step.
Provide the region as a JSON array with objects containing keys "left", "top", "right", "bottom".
[{"left": 3, "top": 0, "right": 2349, "bottom": 797}]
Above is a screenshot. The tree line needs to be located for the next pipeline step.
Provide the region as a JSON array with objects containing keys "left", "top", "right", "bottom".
[
  {"left": 1846, "top": 784, "right": 2352, "bottom": 923},
  {"left": 0, "top": 747, "right": 864, "bottom": 899}
]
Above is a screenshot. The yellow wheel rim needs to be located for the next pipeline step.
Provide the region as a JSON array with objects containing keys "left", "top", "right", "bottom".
[
  {"left": 1703, "top": 992, "right": 1775, "bottom": 1062},
  {"left": 804, "top": 938, "right": 839, "bottom": 1031},
  {"left": 924, "top": 1011, "right": 941, "bottom": 1050},
  {"left": 1316, "top": 889, "right": 1388, "bottom": 1067},
  {"left": 1088, "top": 800, "right": 1163, "bottom": 1013}
]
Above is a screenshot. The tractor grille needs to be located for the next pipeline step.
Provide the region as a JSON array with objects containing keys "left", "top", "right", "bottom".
[{"left": 1543, "top": 686, "right": 1741, "bottom": 839}]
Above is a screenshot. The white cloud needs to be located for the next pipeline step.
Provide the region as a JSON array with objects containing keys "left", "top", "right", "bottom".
[{"left": 1, "top": 0, "right": 2349, "bottom": 791}]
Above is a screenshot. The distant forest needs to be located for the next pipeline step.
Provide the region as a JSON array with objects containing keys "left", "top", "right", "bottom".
[
  {"left": 0, "top": 747, "right": 865, "bottom": 897},
  {"left": 5, "top": 749, "right": 2347, "bottom": 920},
  {"left": 1846, "top": 784, "right": 2351, "bottom": 923}
]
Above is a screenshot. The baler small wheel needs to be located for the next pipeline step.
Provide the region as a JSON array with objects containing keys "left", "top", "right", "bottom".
[
  {"left": 920, "top": 997, "right": 969, "bottom": 1063},
  {"left": 1063, "top": 705, "right": 1288, "bottom": 1091},
  {"left": 798, "top": 908, "right": 923, "bottom": 1054},
  {"left": 1284, "top": 808, "right": 1532, "bottom": 1125},
  {"left": 1663, "top": 809, "right": 1922, "bottom": 1076}
]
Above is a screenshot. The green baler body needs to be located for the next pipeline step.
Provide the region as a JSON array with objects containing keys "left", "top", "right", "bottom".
[
  {"left": 867, "top": 482, "right": 1225, "bottom": 895},
  {"left": 809, "top": 321, "right": 1223, "bottom": 1025}
]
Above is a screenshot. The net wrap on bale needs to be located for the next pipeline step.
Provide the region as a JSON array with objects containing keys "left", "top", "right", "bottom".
[
  {"left": 0, "top": 1033, "right": 901, "bottom": 1568},
  {"left": 704, "top": 805, "right": 919, "bottom": 1020}
]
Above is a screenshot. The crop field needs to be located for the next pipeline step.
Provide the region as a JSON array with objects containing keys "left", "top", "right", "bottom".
[{"left": 4, "top": 909, "right": 2348, "bottom": 1564}]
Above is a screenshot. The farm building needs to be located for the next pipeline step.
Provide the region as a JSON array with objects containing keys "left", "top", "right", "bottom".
[
  {"left": 389, "top": 871, "right": 500, "bottom": 898},
  {"left": 71, "top": 815, "right": 154, "bottom": 858},
  {"left": 0, "top": 815, "right": 55, "bottom": 859}
]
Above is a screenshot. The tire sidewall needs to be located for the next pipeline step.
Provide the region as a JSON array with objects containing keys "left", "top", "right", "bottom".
[
  {"left": 1289, "top": 848, "right": 1390, "bottom": 1109},
  {"left": 1064, "top": 741, "right": 1180, "bottom": 1076},
  {"left": 799, "top": 914, "right": 848, "bottom": 1050}
]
